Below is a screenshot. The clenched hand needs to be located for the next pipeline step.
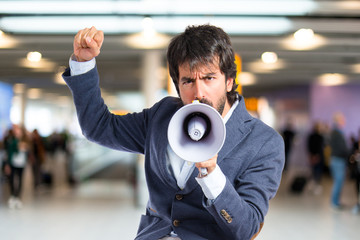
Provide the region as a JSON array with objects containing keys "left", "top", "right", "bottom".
[{"left": 73, "top": 26, "right": 104, "bottom": 62}]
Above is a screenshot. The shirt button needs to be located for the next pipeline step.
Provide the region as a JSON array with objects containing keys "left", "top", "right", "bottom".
[
  {"left": 175, "top": 194, "right": 183, "bottom": 200},
  {"left": 173, "top": 219, "right": 180, "bottom": 227}
]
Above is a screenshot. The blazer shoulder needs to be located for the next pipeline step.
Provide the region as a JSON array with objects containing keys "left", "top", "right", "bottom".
[{"left": 149, "top": 96, "right": 182, "bottom": 115}]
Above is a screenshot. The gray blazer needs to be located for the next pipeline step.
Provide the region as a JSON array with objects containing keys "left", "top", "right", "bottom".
[{"left": 63, "top": 67, "right": 284, "bottom": 240}]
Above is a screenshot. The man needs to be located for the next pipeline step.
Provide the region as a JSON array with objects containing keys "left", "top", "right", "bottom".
[
  {"left": 329, "top": 112, "right": 349, "bottom": 209},
  {"left": 63, "top": 24, "right": 284, "bottom": 240},
  {"left": 307, "top": 121, "right": 325, "bottom": 194},
  {"left": 281, "top": 117, "right": 295, "bottom": 171}
]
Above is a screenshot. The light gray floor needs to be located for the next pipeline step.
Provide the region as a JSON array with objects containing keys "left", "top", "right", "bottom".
[{"left": 1, "top": 165, "right": 359, "bottom": 240}]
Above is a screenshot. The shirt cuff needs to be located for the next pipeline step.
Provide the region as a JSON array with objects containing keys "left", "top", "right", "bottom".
[
  {"left": 69, "top": 54, "right": 96, "bottom": 76},
  {"left": 195, "top": 164, "right": 226, "bottom": 200}
]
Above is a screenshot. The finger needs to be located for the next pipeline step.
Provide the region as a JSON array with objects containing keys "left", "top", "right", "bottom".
[
  {"left": 74, "top": 29, "right": 85, "bottom": 49},
  {"left": 80, "top": 27, "right": 91, "bottom": 48},
  {"left": 195, "top": 160, "right": 215, "bottom": 168},
  {"left": 83, "top": 26, "right": 96, "bottom": 45},
  {"left": 84, "top": 27, "right": 104, "bottom": 51},
  {"left": 195, "top": 155, "right": 217, "bottom": 173},
  {"left": 85, "top": 27, "right": 102, "bottom": 49},
  {"left": 93, "top": 30, "right": 104, "bottom": 49},
  {"left": 86, "top": 26, "right": 98, "bottom": 41},
  {"left": 78, "top": 29, "right": 87, "bottom": 48}
]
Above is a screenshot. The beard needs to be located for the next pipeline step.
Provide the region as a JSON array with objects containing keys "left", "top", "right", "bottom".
[{"left": 196, "top": 93, "right": 227, "bottom": 116}]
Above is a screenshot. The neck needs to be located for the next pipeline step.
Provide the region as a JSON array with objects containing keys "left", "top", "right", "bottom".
[{"left": 221, "top": 100, "right": 232, "bottom": 118}]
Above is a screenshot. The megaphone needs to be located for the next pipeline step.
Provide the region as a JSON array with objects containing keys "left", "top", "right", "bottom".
[{"left": 168, "top": 100, "right": 226, "bottom": 175}]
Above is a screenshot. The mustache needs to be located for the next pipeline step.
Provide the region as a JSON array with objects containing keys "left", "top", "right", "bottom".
[
  {"left": 196, "top": 98, "right": 213, "bottom": 107},
  {"left": 196, "top": 97, "right": 225, "bottom": 116}
]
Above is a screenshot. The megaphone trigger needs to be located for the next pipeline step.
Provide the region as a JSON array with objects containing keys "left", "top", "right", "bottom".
[{"left": 200, "top": 167, "right": 208, "bottom": 177}]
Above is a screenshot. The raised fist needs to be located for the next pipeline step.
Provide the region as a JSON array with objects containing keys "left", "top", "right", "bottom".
[{"left": 73, "top": 26, "right": 104, "bottom": 62}]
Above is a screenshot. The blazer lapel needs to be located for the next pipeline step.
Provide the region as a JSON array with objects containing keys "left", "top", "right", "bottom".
[
  {"left": 218, "top": 96, "right": 253, "bottom": 162},
  {"left": 154, "top": 102, "right": 183, "bottom": 190}
]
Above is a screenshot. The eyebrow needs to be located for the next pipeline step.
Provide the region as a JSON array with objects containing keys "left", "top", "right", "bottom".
[
  {"left": 180, "top": 72, "right": 217, "bottom": 82},
  {"left": 180, "top": 76, "right": 195, "bottom": 82}
]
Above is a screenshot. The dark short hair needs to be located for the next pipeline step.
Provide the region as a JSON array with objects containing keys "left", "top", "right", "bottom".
[{"left": 167, "top": 24, "right": 238, "bottom": 105}]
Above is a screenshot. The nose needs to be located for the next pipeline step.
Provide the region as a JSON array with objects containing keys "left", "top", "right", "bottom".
[{"left": 194, "top": 79, "right": 204, "bottom": 100}]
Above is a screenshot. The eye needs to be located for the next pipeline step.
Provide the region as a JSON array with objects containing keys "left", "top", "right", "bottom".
[{"left": 182, "top": 79, "right": 194, "bottom": 85}]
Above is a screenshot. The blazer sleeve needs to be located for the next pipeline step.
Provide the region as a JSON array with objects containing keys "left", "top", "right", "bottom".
[
  {"left": 62, "top": 66, "right": 153, "bottom": 154},
  {"left": 204, "top": 130, "right": 284, "bottom": 240}
]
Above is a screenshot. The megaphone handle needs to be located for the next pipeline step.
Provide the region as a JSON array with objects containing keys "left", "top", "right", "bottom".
[{"left": 200, "top": 167, "right": 208, "bottom": 177}]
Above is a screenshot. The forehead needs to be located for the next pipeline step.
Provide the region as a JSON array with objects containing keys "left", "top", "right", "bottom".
[{"left": 178, "top": 61, "right": 221, "bottom": 76}]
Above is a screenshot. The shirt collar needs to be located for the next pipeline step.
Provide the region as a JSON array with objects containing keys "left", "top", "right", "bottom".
[{"left": 223, "top": 98, "right": 239, "bottom": 124}]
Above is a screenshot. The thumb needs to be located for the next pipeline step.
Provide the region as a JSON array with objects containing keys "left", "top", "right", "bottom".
[
  {"left": 85, "top": 36, "right": 101, "bottom": 57},
  {"left": 86, "top": 36, "right": 98, "bottom": 49}
]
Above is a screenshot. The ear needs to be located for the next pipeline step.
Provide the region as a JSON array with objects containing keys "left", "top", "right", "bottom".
[{"left": 226, "top": 78, "right": 234, "bottom": 92}]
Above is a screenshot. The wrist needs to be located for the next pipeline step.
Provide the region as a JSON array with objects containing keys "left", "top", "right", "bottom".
[{"left": 71, "top": 53, "right": 91, "bottom": 62}]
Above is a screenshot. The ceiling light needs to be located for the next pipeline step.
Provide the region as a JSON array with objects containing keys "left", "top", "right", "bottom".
[
  {"left": 238, "top": 72, "right": 256, "bottom": 86},
  {"left": 351, "top": 64, "right": 360, "bottom": 73},
  {"left": 19, "top": 57, "right": 57, "bottom": 71},
  {"left": 27, "top": 88, "right": 42, "bottom": 99},
  {"left": 142, "top": 17, "right": 156, "bottom": 38},
  {"left": 282, "top": 33, "right": 326, "bottom": 51},
  {"left": 317, "top": 73, "right": 347, "bottom": 86},
  {"left": 27, "top": 51, "right": 42, "bottom": 62},
  {"left": 124, "top": 16, "right": 171, "bottom": 49},
  {"left": 13, "top": 84, "right": 26, "bottom": 94},
  {"left": 248, "top": 59, "right": 285, "bottom": 73},
  {"left": 294, "top": 28, "right": 314, "bottom": 41},
  {"left": 261, "top": 52, "right": 278, "bottom": 64},
  {"left": 125, "top": 32, "right": 170, "bottom": 49},
  {"left": 127, "top": 16, "right": 171, "bottom": 49},
  {"left": 331, "top": 1, "right": 360, "bottom": 12},
  {"left": 0, "top": 31, "right": 18, "bottom": 48}
]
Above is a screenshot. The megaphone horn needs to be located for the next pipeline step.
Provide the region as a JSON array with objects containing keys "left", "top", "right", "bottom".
[{"left": 167, "top": 100, "right": 226, "bottom": 165}]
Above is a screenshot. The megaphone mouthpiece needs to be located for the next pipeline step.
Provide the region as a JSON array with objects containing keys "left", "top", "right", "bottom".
[{"left": 185, "top": 113, "right": 210, "bottom": 141}]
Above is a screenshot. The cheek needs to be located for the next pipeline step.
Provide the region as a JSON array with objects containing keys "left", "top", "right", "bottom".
[{"left": 178, "top": 88, "right": 192, "bottom": 104}]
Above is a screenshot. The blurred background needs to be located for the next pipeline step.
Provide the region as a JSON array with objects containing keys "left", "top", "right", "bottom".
[{"left": 0, "top": 0, "right": 360, "bottom": 239}]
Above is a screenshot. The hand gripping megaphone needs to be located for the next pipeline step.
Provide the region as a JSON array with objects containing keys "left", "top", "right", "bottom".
[{"left": 167, "top": 100, "right": 226, "bottom": 176}]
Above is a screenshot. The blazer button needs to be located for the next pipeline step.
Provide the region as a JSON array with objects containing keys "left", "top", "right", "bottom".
[
  {"left": 175, "top": 194, "right": 183, "bottom": 200},
  {"left": 173, "top": 219, "right": 180, "bottom": 227},
  {"left": 220, "top": 209, "right": 233, "bottom": 223}
]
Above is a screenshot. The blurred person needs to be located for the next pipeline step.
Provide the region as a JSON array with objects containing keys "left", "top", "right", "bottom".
[
  {"left": 57, "top": 129, "right": 76, "bottom": 186},
  {"left": 31, "top": 129, "right": 46, "bottom": 190},
  {"left": 282, "top": 117, "right": 296, "bottom": 171},
  {"left": 3, "top": 128, "right": 18, "bottom": 205},
  {"left": 60, "top": 130, "right": 75, "bottom": 185},
  {"left": 62, "top": 25, "right": 284, "bottom": 239},
  {"left": 307, "top": 121, "right": 325, "bottom": 195},
  {"left": 329, "top": 112, "right": 350, "bottom": 209},
  {"left": 349, "top": 132, "right": 360, "bottom": 214},
  {"left": 4, "top": 125, "right": 31, "bottom": 209},
  {"left": 321, "top": 123, "right": 332, "bottom": 173},
  {"left": 0, "top": 139, "right": 7, "bottom": 195},
  {"left": 48, "top": 131, "right": 62, "bottom": 155},
  {"left": 0, "top": 139, "right": 5, "bottom": 176}
]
